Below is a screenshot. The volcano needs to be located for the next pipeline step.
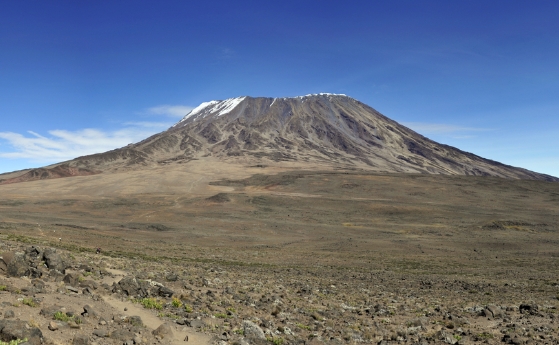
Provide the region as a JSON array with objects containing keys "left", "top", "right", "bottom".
[{"left": 1, "top": 94, "right": 557, "bottom": 184}]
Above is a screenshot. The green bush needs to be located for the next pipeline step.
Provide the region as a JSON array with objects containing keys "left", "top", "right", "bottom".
[
  {"left": 53, "top": 311, "right": 72, "bottom": 322},
  {"left": 297, "top": 323, "right": 311, "bottom": 331},
  {"left": 22, "top": 298, "right": 37, "bottom": 307},
  {"left": 0, "top": 339, "right": 27, "bottom": 345},
  {"left": 140, "top": 297, "right": 163, "bottom": 310},
  {"left": 267, "top": 337, "right": 284, "bottom": 345},
  {"left": 172, "top": 297, "right": 182, "bottom": 308}
]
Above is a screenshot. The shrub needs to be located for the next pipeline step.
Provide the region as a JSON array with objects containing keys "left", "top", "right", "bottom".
[
  {"left": 22, "top": 298, "right": 37, "bottom": 307},
  {"left": 172, "top": 297, "right": 182, "bottom": 308},
  {"left": 140, "top": 298, "right": 163, "bottom": 310},
  {"left": 0, "top": 339, "right": 27, "bottom": 345},
  {"left": 267, "top": 337, "right": 284, "bottom": 345},
  {"left": 184, "top": 304, "right": 193, "bottom": 313},
  {"left": 53, "top": 311, "right": 72, "bottom": 322}
]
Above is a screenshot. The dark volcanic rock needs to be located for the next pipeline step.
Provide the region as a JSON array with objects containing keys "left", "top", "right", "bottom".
[
  {"left": 0, "top": 320, "right": 43, "bottom": 345},
  {"left": 43, "top": 248, "right": 66, "bottom": 273},
  {"left": 6, "top": 252, "right": 29, "bottom": 277},
  {"left": 117, "top": 276, "right": 141, "bottom": 296}
]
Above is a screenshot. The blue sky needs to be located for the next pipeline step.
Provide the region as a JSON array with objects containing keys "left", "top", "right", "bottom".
[{"left": 1, "top": 1, "right": 558, "bottom": 177}]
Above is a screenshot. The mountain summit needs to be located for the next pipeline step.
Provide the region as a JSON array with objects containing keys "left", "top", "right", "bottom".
[{"left": 1, "top": 94, "right": 557, "bottom": 184}]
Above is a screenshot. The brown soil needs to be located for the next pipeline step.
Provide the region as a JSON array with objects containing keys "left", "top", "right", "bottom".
[{"left": 0, "top": 163, "right": 558, "bottom": 344}]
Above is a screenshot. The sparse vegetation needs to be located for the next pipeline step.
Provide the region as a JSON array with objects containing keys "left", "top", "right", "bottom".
[
  {"left": 22, "top": 297, "right": 37, "bottom": 307},
  {"left": 297, "top": 323, "right": 311, "bottom": 331},
  {"left": 138, "top": 297, "right": 163, "bottom": 310},
  {"left": 157, "top": 312, "right": 180, "bottom": 319},
  {"left": 267, "top": 337, "right": 284, "bottom": 345},
  {"left": 53, "top": 311, "right": 73, "bottom": 322},
  {"left": 0, "top": 339, "right": 27, "bottom": 345},
  {"left": 172, "top": 296, "right": 182, "bottom": 308},
  {"left": 0, "top": 166, "right": 558, "bottom": 345}
]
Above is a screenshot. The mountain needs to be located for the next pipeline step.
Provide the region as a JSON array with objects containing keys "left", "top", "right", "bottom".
[{"left": 1, "top": 94, "right": 557, "bottom": 184}]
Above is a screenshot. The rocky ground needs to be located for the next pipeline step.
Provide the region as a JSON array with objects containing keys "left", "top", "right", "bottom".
[
  {"left": 1, "top": 170, "right": 559, "bottom": 345},
  {"left": 2, "top": 239, "right": 559, "bottom": 345}
]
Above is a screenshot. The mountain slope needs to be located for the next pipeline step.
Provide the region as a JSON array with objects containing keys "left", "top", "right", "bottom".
[{"left": 1, "top": 94, "right": 557, "bottom": 183}]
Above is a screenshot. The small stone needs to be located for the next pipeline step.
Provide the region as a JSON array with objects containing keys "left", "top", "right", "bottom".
[
  {"left": 83, "top": 305, "right": 98, "bottom": 317},
  {"left": 48, "top": 321, "right": 59, "bottom": 331},
  {"left": 152, "top": 323, "right": 173, "bottom": 339},
  {"left": 73, "top": 334, "right": 89, "bottom": 345},
  {"left": 93, "top": 329, "right": 109, "bottom": 338},
  {"left": 124, "top": 307, "right": 128, "bottom": 311},
  {"left": 4, "top": 310, "right": 15, "bottom": 318},
  {"left": 128, "top": 315, "right": 143, "bottom": 327},
  {"left": 67, "top": 286, "right": 79, "bottom": 293}
]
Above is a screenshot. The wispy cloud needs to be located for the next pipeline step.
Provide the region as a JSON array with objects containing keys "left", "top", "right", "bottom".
[
  {"left": 402, "top": 122, "right": 491, "bottom": 135},
  {"left": 0, "top": 125, "right": 166, "bottom": 163},
  {"left": 146, "top": 105, "right": 193, "bottom": 117},
  {"left": 123, "top": 121, "right": 173, "bottom": 129},
  {"left": 0, "top": 102, "right": 193, "bottom": 165}
]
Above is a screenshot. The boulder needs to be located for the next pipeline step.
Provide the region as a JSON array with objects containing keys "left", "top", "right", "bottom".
[
  {"left": 519, "top": 303, "right": 538, "bottom": 315},
  {"left": 486, "top": 305, "right": 503, "bottom": 318},
  {"left": 73, "top": 334, "right": 89, "bottom": 345},
  {"left": 49, "top": 269, "right": 65, "bottom": 282},
  {"left": 25, "top": 246, "right": 43, "bottom": 259},
  {"left": 6, "top": 252, "right": 30, "bottom": 277},
  {"left": 43, "top": 248, "right": 66, "bottom": 273},
  {"left": 82, "top": 305, "right": 98, "bottom": 317},
  {"left": 128, "top": 315, "right": 143, "bottom": 327},
  {"left": 0, "top": 320, "right": 43, "bottom": 345},
  {"left": 152, "top": 323, "right": 173, "bottom": 339},
  {"left": 243, "top": 320, "right": 266, "bottom": 340},
  {"left": 92, "top": 329, "right": 109, "bottom": 338},
  {"left": 63, "top": 273, "right": 81, "bottom": 287},
  {"left": 166, "top": 273, "right": 178, "bottom": 281},
  {"left": 118, "top": 276, "right": 141, "bottom": 296},
  {"left": 110, "top": 329, "right": 135, "bottom": 342},
  {"left": 79, "top": 279, "right": 98, "bottom": 290},
  {"left": 0, "top": 252, "right": 12, "bottom": 275},
  {"left": 158, "top": 286, "right": 174, "bottom": 298}
]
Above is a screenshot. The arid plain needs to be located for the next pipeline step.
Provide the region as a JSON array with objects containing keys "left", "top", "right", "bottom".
[{"left": 1, "top": 159, "right": 559, "bottom": 344}]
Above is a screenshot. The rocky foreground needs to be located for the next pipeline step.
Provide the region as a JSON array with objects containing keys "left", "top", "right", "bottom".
[{"left": 1, "top": 239, "right": 559, "bottom": 345}]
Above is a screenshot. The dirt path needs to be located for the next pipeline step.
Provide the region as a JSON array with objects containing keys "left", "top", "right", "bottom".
[{"left": 102, "top": 269, "right": 212, "bottom": 345}]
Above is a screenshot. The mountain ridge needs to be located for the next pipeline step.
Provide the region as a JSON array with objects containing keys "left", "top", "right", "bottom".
[{"left": 1, "top": 94, "right": 557, "bottom": 184}]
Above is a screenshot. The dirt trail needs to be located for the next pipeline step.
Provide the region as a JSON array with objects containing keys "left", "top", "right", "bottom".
[{"left": 102, "top": 269, "right": 212, "bottom": 345}]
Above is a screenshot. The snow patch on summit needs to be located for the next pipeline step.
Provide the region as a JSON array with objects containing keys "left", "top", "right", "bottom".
[
  {"left": 173, "top": 97, "right": 246, "bottom": 127},
  {"left": 298, "top": 93, "right": 348, "bottom": 98},
  {"left": 174, "top": 100, "right": 219, "bottom": 126},
  {"left": 214, "top": 97, "right": 246, "bottom": 117}
]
